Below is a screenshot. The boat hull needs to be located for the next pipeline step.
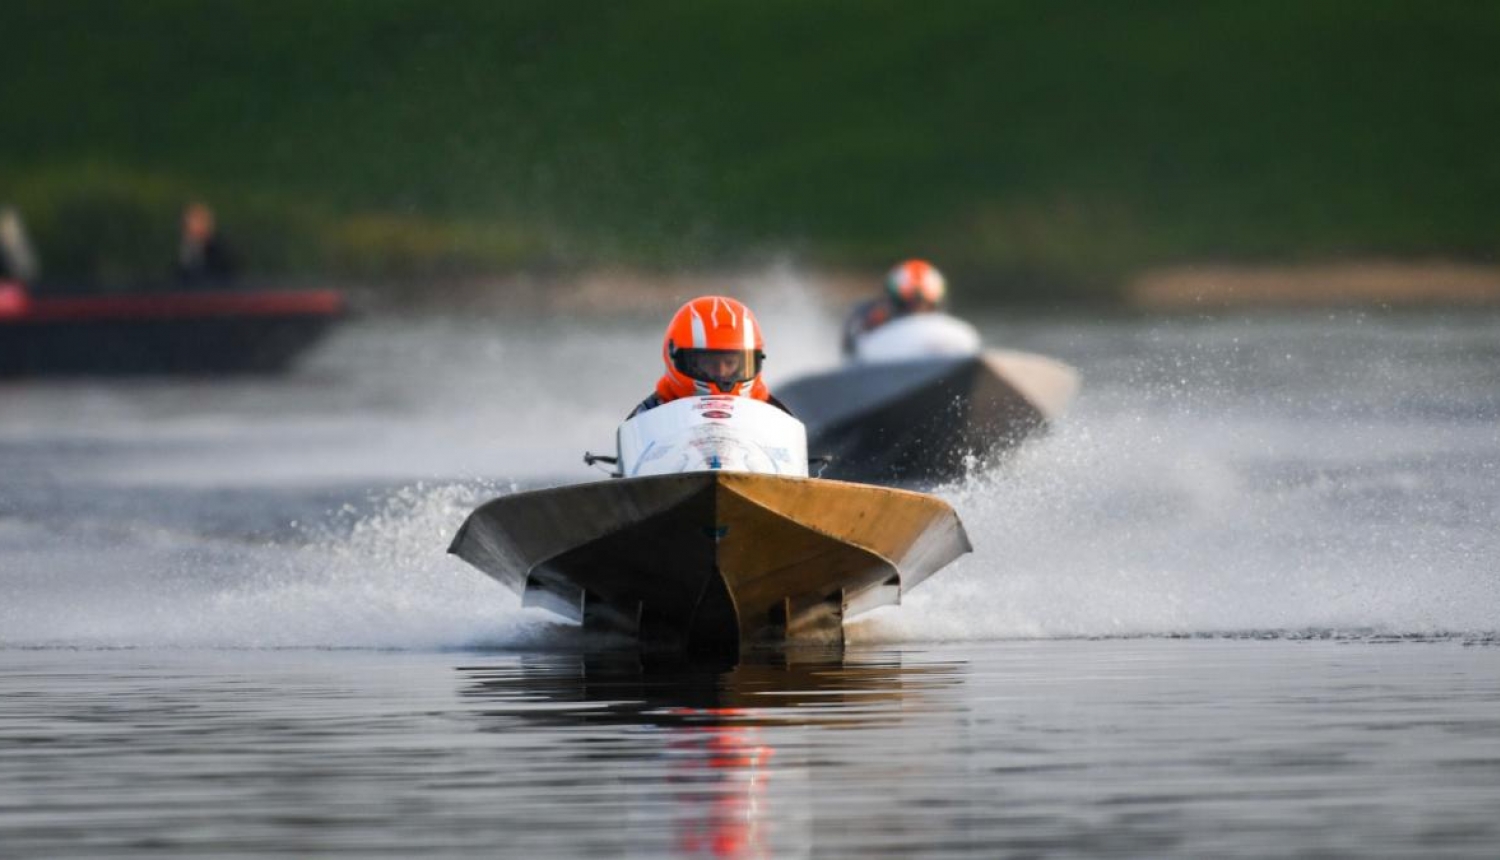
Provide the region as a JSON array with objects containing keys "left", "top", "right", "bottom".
[
  {"left": 0, "top": 287, "right": 344, "bottom": 375},
  {"left": 448, "top": 472, "right": 970, "bottom": 655},
  {"left": 778, "top": 349, "right": 1079, "bottom": 485}
]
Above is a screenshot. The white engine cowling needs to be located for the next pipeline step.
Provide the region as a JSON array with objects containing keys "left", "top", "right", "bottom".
[
  {"left": 853, "top": 312, "right": 982, "bottom": 363},
  {"left": 616, "top": 396, "right": 809, "bottom": 478}
]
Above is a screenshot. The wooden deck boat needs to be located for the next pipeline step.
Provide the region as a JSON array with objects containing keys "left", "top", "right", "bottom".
[{"left": 449, "top": 396, "right": 970, "bottom": 656}]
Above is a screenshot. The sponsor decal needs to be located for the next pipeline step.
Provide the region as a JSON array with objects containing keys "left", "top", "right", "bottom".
[{"left": 702, "top": 410, "right": 732, "bottom": 419}]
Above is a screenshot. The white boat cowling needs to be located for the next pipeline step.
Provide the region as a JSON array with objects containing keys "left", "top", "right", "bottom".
[
  {"left": 852, "top": 312, "right": 982, "bottom": 363},
  {"left": 616, "top": 396, "right": 809, "bottom": 478}
]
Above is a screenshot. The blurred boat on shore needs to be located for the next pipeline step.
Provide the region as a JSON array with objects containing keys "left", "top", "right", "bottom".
[{"left": 0, "top": 281, "right": 345, "bottom": 376}]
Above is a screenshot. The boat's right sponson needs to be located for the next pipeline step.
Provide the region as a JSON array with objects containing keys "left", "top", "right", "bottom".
[{"left": 448, "top": 473, "right": 971, "bottom": 653}]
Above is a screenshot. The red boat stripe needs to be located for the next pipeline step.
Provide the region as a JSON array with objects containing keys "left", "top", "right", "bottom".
[{"left": 0, "top": 288, "right": 345, "bottom": 323}]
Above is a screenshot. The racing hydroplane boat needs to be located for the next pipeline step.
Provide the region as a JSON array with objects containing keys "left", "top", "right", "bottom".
[
  {"left": 777, "top": 313, "right": 1079, "bottom": 486},
  {"left": 448, "top": 395, "right": 971, "bottom": 656},
  {"left": 0, "top": 280, "right": 344, "bottom": 376}
]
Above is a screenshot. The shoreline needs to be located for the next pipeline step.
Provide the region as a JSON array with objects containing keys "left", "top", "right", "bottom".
[
  {"left": 344, "top": 259, "right": 1500, "bottom": 315},
  {"left": 1127, "top": 261, "right": 1500, "bottom": 309}
]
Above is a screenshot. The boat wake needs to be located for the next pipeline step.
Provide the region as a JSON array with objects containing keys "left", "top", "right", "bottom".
[
  {"left": 0, "top": 482, "right": 556, "bottom": 650},
  {"left": 4, "top": 301, "right": 1496, "bottom": 650},
  {"left": 10, "top": 398, "right": 1492, "bottom": 651},
  {"left": 856, "top": 388, "right": 1500, "bottom": 644}
]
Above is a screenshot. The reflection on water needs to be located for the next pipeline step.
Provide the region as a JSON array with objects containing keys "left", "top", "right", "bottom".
[
  {"left": 457, "top": 649, "right": 964, "bottom": 859},
  {"left": 459, "top": 648, "right": 959, "bottom": 726},
  {"left": 667, "top": 722, "right": 771, "bottom": 859},
  {"left": 4, "top": 641, "right": 1500, "bottom": 857}
]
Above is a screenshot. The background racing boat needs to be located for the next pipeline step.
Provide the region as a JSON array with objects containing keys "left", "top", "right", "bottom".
[{"left": 778, "top": 312, "right": 1079, "bottom": 486}]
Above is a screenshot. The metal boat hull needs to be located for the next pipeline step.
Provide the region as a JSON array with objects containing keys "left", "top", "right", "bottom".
[
  {"left": 778, "top": 349, "right": 1079, "bottom": 485},
  {"left": 449, "top": 472, "right": 970, "bottom": 655},
  {"left": 0, "top": 286, "right": 344, "bottom": 375}
]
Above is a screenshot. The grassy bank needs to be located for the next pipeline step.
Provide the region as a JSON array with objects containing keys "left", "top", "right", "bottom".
[{"left": 3, "top": 1, "right": 1498, "bottom": 300}]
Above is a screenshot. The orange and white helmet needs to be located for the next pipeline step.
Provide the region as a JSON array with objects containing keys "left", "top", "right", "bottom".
[
  {"left": 659, "top": 296, "right": 766, "bottom": 398},
  {"left": 885, "top": 259, "right": 947, "bottom": 311}
]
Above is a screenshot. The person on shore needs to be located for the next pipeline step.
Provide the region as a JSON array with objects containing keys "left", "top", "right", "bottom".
[
  {"left": 840, "top": 258, "right": 948, "bottom": 356},
  {"left": 0, "top": 205, "right": 38, "bottom": 283},
  {"left": 176, "top": 202, "right": 237, "bottom": 286},
  {"left": 630, "top": 295, "right": 792, "bottom": 418}
]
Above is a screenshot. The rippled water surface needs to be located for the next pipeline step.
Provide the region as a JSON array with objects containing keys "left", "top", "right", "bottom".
[
  {"left": 5, "top": 642, "right": 1500, "bottom": 858},
  {"left": 2, "top": 287, "right": 1498, "bottom": 857}
]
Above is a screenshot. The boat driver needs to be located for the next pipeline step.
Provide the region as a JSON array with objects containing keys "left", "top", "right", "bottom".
[
  {"left": 840, "top": 258, "right": 948, "bottom": 356},
  {"left": 630, "top": 295, "right": 793, "bottom": 418},
  {"left": 0, "top": 206, "right": 38, "bottom": 284},
  {"left": 176, "top": 202, "right": 237, "bottom": 287}
]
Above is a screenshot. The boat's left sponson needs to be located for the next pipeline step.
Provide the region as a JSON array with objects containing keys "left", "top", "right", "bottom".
[{"left": 448, "top": 473, "right": 970, "bottom": 653}]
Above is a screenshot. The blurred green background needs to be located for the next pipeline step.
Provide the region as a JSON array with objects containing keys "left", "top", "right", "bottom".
[{"left": 2, "top": 0, "right": 1497, "bottom": 300}]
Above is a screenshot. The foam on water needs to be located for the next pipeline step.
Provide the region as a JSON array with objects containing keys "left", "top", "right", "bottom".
[
  {"left": 0, "top": 481, "right": 563, "bottom": 649},
  {"left": 858, "top": 313, "right": 1500, "bottom": 642},
  {"left": 857, "top": 418, "right": 1499, "bottom": 643},
  {"left": 2, "top": 291, "right": 1496, "bottom": 649}
]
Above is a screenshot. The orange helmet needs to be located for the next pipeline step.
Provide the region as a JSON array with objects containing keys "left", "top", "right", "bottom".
[
  {"left": 658, "top": 296, "right": 766, "bottom": 399},
  {"left": 885, "top": 259, "right": 947, "bottom": 311}
]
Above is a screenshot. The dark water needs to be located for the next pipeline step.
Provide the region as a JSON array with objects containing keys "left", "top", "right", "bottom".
[
  {"left": 4, "top": 641, "right": 1499, "bottom": 858},
  {"left": 2, "top": 282, "right": 1498, "bottom": 856}
]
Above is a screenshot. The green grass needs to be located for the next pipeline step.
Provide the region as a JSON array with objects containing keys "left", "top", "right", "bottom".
[{"left": 3, "top": 1, "right": 1498, "bottom": 299}]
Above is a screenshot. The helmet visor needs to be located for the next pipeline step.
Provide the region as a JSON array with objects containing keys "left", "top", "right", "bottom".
[{"left": 673, "top": 348, "right": 763, "bottom": 389}]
